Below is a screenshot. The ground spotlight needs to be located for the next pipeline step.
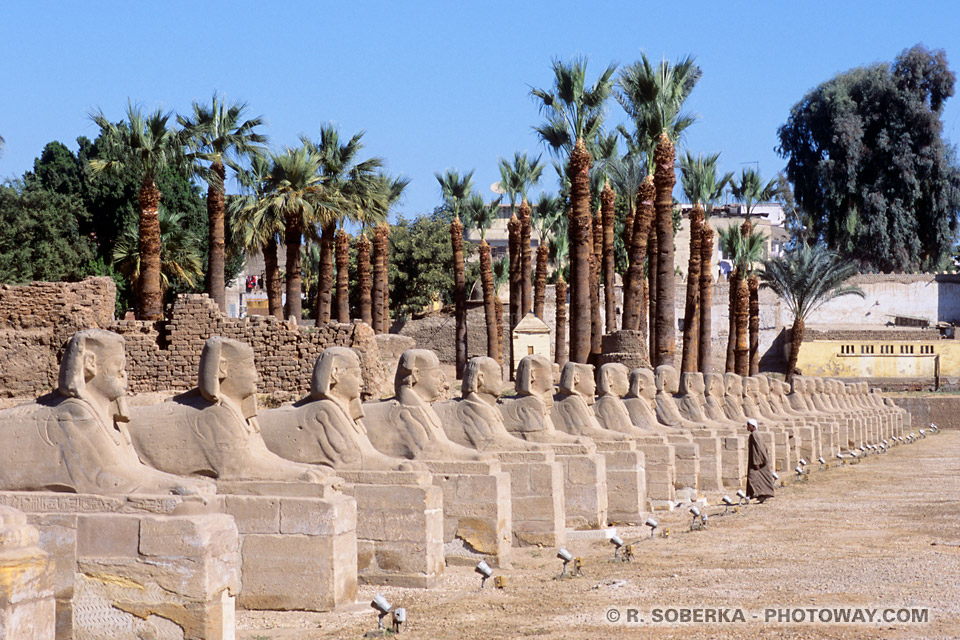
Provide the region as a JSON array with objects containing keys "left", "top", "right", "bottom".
[
  {"left": 371, "top": 594, "right": 392, "bottom": 630},
  {"left": 645, "top": 517, "right": 659, "bottom": 538},
  {"left": 557, "top": 548, "right": 572, "bottom": 577},
  {"left": 736, "top": 489, "right": 747, "bottom": 506},
  {"left": 772, "top": 471, "right": 780, "bottom": 486},
  {"left": 837, "top": 452, "right": 845, "bottom": 465},
  {"left": 722, "top": 495, "right": 735, "bottom": 514},
  {"left": 610, "top": 534, "right": 624, "bottom": 560},
  {"left": 919, "top": 429, "right": 926, "bottom": 438},
  {"left": 475, "top": 560, "right": 493, "bottom": 588},
  {"left": 392, "top": 607, "right": 406, "bottom": 633},
  {"left": 795, "top": 465, "right": 805, "bottom": 481},
  {"left": 799, "top": 458, "right": 808, "bottom": 467},
  {"left": 689, "top": 506, "right": 705, "bottom": 530},
  {"left": 818, "top": 456, "right": 826, "bottom": 469}
]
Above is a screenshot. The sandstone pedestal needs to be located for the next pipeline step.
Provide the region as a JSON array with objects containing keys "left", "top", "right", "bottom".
[
  {"left": 0, "top": 506, "right": 55, "bottom": 640},
  {"left": 633, "top": 438, "right": 676, "bottom": 508},
  {"left": 593, "top": 442, "right": 646, "bottom": 522},
  {"left": 550, "top": 444, "right": 609, "bottom": 529},
  {"left": 0, "top": 492, "right": 239, "bottom": 640},
  {"left": 216, "top": 482, "right": 356, "bottom": 612},
  {"left": 423, "top": 461, "right": 512, "bottom": 568},
  {"left": 494, "top": 451, "right": 566, "bottom": 547},
  {"left": 338, "top": 470, "right": 444, "bottom": 587}
]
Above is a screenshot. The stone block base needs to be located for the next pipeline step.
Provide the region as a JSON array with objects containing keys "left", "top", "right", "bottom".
[
  {"left": 595, "top": 442, "right": 646, "bottom": 523},
  {"left": 552, "top": 444, "right": 608, "bottom": 529},
  {"left": 498, "top": 451, "right": 566, "bottom": 547},
  {"left": 0, "top": 506, "right": 55, "bottom": 640}
]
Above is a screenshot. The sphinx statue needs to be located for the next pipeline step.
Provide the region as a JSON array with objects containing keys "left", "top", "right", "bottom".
[
  {"left": 435, "top": 356, "right": 545, "bottom": 452},
  {"left": 258, "top": 347, "right": 417, "bottom": 471},
  {"left": 128, "top": 337, "right": 330, "bottom": 482},
  {"left": 362, "top": 349, "right": 490, "bottom": 461},
  {"left": 499, "top": 355, "right": 584, "bottom": 444},
  {"left": 702, "top": 373, "right": 736, "bottom": 425},
  {"left": 0, "top": 330, "right": 212, "bottom": 495},
  {"left": 654, "top": 365, "right": 702, "bottom": 430},
  {"left": 551, "top": 362, "right": 632, "bottom": 442},
  {"left": 722, "top": 373, "right": 752, "bottom": 422},
  {"left": 594, "top": 363, "right": 650, "bottom": 436},
  {"left": 622, "top": 368, "right": 665, "bottom": 431}
]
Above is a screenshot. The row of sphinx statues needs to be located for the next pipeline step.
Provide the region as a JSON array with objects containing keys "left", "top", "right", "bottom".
[{"left": 0, "top": 329, "right": 905, "bottom": 496}]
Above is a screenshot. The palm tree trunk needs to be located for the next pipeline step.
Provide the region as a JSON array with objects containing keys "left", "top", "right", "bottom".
[
  {"left": 206, "top": 161, "right": 226, "bottom": 312},
  {"left": 284, "top": 215, "right": 303, "bottom": 322},
  {"left": 263, "top": 238, "right": 282, "bottom": 320},
  {"left": 371, "top": 232, "right": 383, "bottom": 333},
  {"left": 726, "top": 267, "right": 738, "bottom": 372},
  {"left": 748, "top": 274, "right": 760, "bottom": 375},
  {"left": 623, "top": 176, "right": 653, "bottom": 332},
  {"left": 555, "top": 277, "right": 567, "bottom": 367},
  {"left": 734, "top": 273, "right": 749, "bottom": 375},
  {"left": 590, "top": 208, "right": 602, "bottom": 362},
  {"left": 451, "top": 216, "right": 467, "bottom": 379},
  {"left": 479, "top": 240, "right": 500, "bottom": 365},
  {"left": 316, "top": 221, "right": 335, "bottom": 323},
  {"left": 137, "top": 176, "right": 163, "bottom": 321},
  {"left": 357, "top": 233, "right": 372, "bottom": 326},
  {"left": 601, "top": 183, "right": 616, "bottom": 331},
  {"left": 375, "top": 223, "right": 390, "bottom": 332},
  {"left": 496, "top": 295, "right": 504, "bottom": 375},
  {"left": 698, "top": 220, "right": 714, "bottom": 375},
  {"left": 681, "top": 204, "right": 703, "bottom": 373},
  {"left": 508, "top": 214, "right": 521, "bottom": 332},
  {"left": 647, "top": 221, "right": 658, "bottom": 360},
  {"left": 519, "top": 199, "right": 533, "bottom": 316},
  {"left": 335, "top": 229, "right": 350, "bottom": 323},
  {"left": 785, "top": 317, "right": 805, "bottom": 383},
  {"left": 568, "top": 139, "right": 592, "bottom": 364},
  {"left": 653, "top": 133, "right": 677, "bottom": 367},
  {"left": 534, "top": 243, "right": 548, "bottom": 319}
]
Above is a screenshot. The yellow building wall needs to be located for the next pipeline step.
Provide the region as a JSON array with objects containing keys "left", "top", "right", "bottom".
[{"left": 796, "top": 340, "right": 960, "bottom": 378}]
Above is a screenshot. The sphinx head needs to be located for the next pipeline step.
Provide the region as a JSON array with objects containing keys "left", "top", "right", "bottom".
[
  {"left": 462, "top": 356, "right": 503, "bottom": 402},
  {"left": 395, "top": 349, "right": 448, "bottom": 404},
  {"left": 724, "top": 372, "right": 743, "bottom": 396},
  {"left": 59, "top": 329, "right": 129, "bottom": 420},
  {"left": 311, "top": 347, "right": 363, "bottom": 419},
  {"left": 628, "top": 368, "right": 657, "bottom": 401},
  {"left": 743, "top": 376, "right": 760, "bottom": 398},
  {"left": 199, "top": 337, "right": 259, "bottom": 417},
  {"left": 516, "top": 354, "right": 554, "bottom": 399},
  {"left": 597, "top": 363, "right": 630, "bottom": 398},
  {"left": 753, "top": 374, "right": 771, "bottom": 395},
  {"left": 654, "top": 365, "right": 680, "bottom": 394},
  {"left": 679, "top": 371, "right": 706, "bottom": 397},
  {"left": 559, "top": 361, "right": 596, "bottom": 404},
  {"left": 704, "top": 373, "right": 724, "bottom": 398}
]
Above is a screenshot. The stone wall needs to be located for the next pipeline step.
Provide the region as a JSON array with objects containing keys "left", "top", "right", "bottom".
[
  {"left": 0, "top": 278, "right": 116, "bottom": 397},
  {"left": 0, "top": 279, "right": 389, "bottom": 400},
  {"left": 888, "top": 395, "right": 960, "bottom": 429}
]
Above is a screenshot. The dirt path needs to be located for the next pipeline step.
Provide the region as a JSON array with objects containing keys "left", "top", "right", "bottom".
[{"left": 239, "top": 431, "right": 960, "bottom": 639}]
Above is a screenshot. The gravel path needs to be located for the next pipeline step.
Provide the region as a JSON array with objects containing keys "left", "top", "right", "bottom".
[{"left": 239, "top": 430, "right": 960, "bottom": 639}]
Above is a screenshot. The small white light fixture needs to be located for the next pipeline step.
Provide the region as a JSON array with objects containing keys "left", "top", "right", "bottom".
[
  {"left": 645, "top": 517, "right": 659, "bottom": 538},
  {"left": 392, "top": 607, "right": 407, "bottom": 633},
  {"left": 736, "top": 489, "right": 747, "bottom": 506},
  {"left": 610, "top": 534, "right": 624, "bottom": 560},
  {"left": 799, "top": 458, "right": 808, "bottom": 466},
  {"left": 557, "top": 548, "right": 573, "bottom": 577},
  {"left": 475, "top": 560, "right": 493, "bottom": 588},
  {"left": 371, "top": 594, "right": 392, "bottom": 629}
]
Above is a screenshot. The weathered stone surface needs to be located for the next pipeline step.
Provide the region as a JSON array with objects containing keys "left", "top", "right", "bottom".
[{"left": 0, "top": 505, "right": 55, "bottom": 640}]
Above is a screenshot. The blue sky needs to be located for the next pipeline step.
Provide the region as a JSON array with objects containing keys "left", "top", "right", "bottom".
[{"left": 2, "top": 1, "right": 959, "bottom": 218}]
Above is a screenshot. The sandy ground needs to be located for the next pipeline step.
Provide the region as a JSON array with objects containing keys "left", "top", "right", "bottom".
[{"left": 237, "top": 429, "right": 960, "bottom": 640}]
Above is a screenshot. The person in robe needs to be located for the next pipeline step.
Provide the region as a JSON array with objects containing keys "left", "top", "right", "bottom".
[
  {"left": 746, "top": 418, "right": 775, "bottom": 503},
  {"left": 0, "top": 329, "right": 213, "bottom": 495},
  {"left": 258, "top": 347, "right": 418, "bottom": 471}
]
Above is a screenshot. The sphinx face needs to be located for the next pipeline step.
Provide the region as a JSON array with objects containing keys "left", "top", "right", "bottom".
[
  {"left": 416, "top": 365, "right": 448, "bottom": 403},
  {"left": 606, "top": 367, "right": 630, "bottom": 398},
  {"left": 529, "top": 359, "right": 555, "bottom": 397},
  {"left": 743, "top": 377, "right": 760, "bottom": 398},
  {"left": 88, "top": 342, "right": 128, "bottom": 403},
  {"left": 754, "top": 375, "right": 770, "bottom": 395},
  {"left": 655, "top": 365, "right": 680, "bottom": 394},
  {"left": 631, "top": 369, "right": 657, "bottom": 401},
  {"left": 576, "top": 365, "right": 596, "bottom": 399},
  {"left": 814, "top": 378, "right": 824, "bottom": 393},
  {"left": 724, "top": 373, "right": 743, "bottom": 396},
  {"left": 334, "top": 364, "right": 363, "bottom": 403},
  {"left": 221, "top": 352, "right": 259, "bottom": 402},
  {"left": 476, "top": 360, "right": 503, "bottom": 397},
  {"left": 704, "top": 373, "right": 723, "bottom": 397}
]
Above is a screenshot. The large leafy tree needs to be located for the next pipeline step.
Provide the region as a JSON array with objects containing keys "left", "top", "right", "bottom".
[
  {"left": 89, "top": 102, "right": 185, "bottom": 320},
  {"left": 179, "top": 94, "right": 266, "bottom": 311},
  {"left": 760, "top": 244, "right": 864, "bottom": 381},
  {"left": 618, "top": 54, "right": 701, "bottom": 364},
  {"left": 532, "top": 56, "right": 617, "bottom": 364},
  {"left": 777, "top": 44, "right": 960, "bottom": 272}
]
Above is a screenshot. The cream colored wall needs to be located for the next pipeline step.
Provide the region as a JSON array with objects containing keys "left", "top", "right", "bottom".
[{"left": 796, "top": 340, "right": 960, "bottom": 378}]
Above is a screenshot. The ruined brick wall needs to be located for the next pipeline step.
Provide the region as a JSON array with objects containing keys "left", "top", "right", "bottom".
[
  {"left": 114, "top": 294, "right": 389, "bottom": 399},
  {"left": 0, "top": 278, "right": 116, "bottom": 397},
  {"left": 0, "top": 280, "right": 388, "bottom": 400}
]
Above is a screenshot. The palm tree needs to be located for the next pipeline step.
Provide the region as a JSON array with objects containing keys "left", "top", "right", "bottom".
[
  {"left": 89, "top": 101, "right": 184, "bottom": 320},
  {"left": 437, "top": 169, "right": 475, "bottom": 378},
  {"left": 231, "top": 154, "right": 285, "bottom": 319},
  {"left": 498, "top": 152, "right": 544, "bottom": 320},
  {"left": 463, "top": 193, "right": 503, "bottom": 366},
  {"left": 760, "top": 244, "right": 863, "bottom": 381},
  {"left": 258, "top": 146, "right": 337, "bottom": 322},
  {"left": 365, "top": 174, "right": 408, "bottom": 329},
  {"left": 617, "top": 54, "right": 702, "bottom": 367},
  {"left": 718, "top": 223, "right": 767, "bottom": 375},
  {"left": 605, "top": 147, "right": 645, "bottom": 320},
  {"left": 113, "top": 207, "right": 204, "bottom": 298},
  {"left": 532, "top": 56, "right": 617, "bottom": 364},
  {"left": 680, "top": 151, "right": 732, "bottom": 374},
  {"left": 548, "top": 231, "right": 570, "bottom": 367},
  {"left": 178, "top": 94, "right": 266, "bottom": 312},
  {"left": 730, "top": 168, "right": 779, "bottom": 219},
  {"left": 301, "top": 126, "right": 384, "bottom": 324},
  {"left": 531, "top": 192, "right": 563, "bottom": 318}
]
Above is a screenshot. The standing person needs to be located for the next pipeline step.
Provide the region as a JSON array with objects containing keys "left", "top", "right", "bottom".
[{"left": 746, "top": 418, "right": 775, "bottom": 503}]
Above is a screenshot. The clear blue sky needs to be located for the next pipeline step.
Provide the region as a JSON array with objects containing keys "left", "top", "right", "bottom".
[{"left": 2, "top": 1, "right": 959, "bottom": 218}]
